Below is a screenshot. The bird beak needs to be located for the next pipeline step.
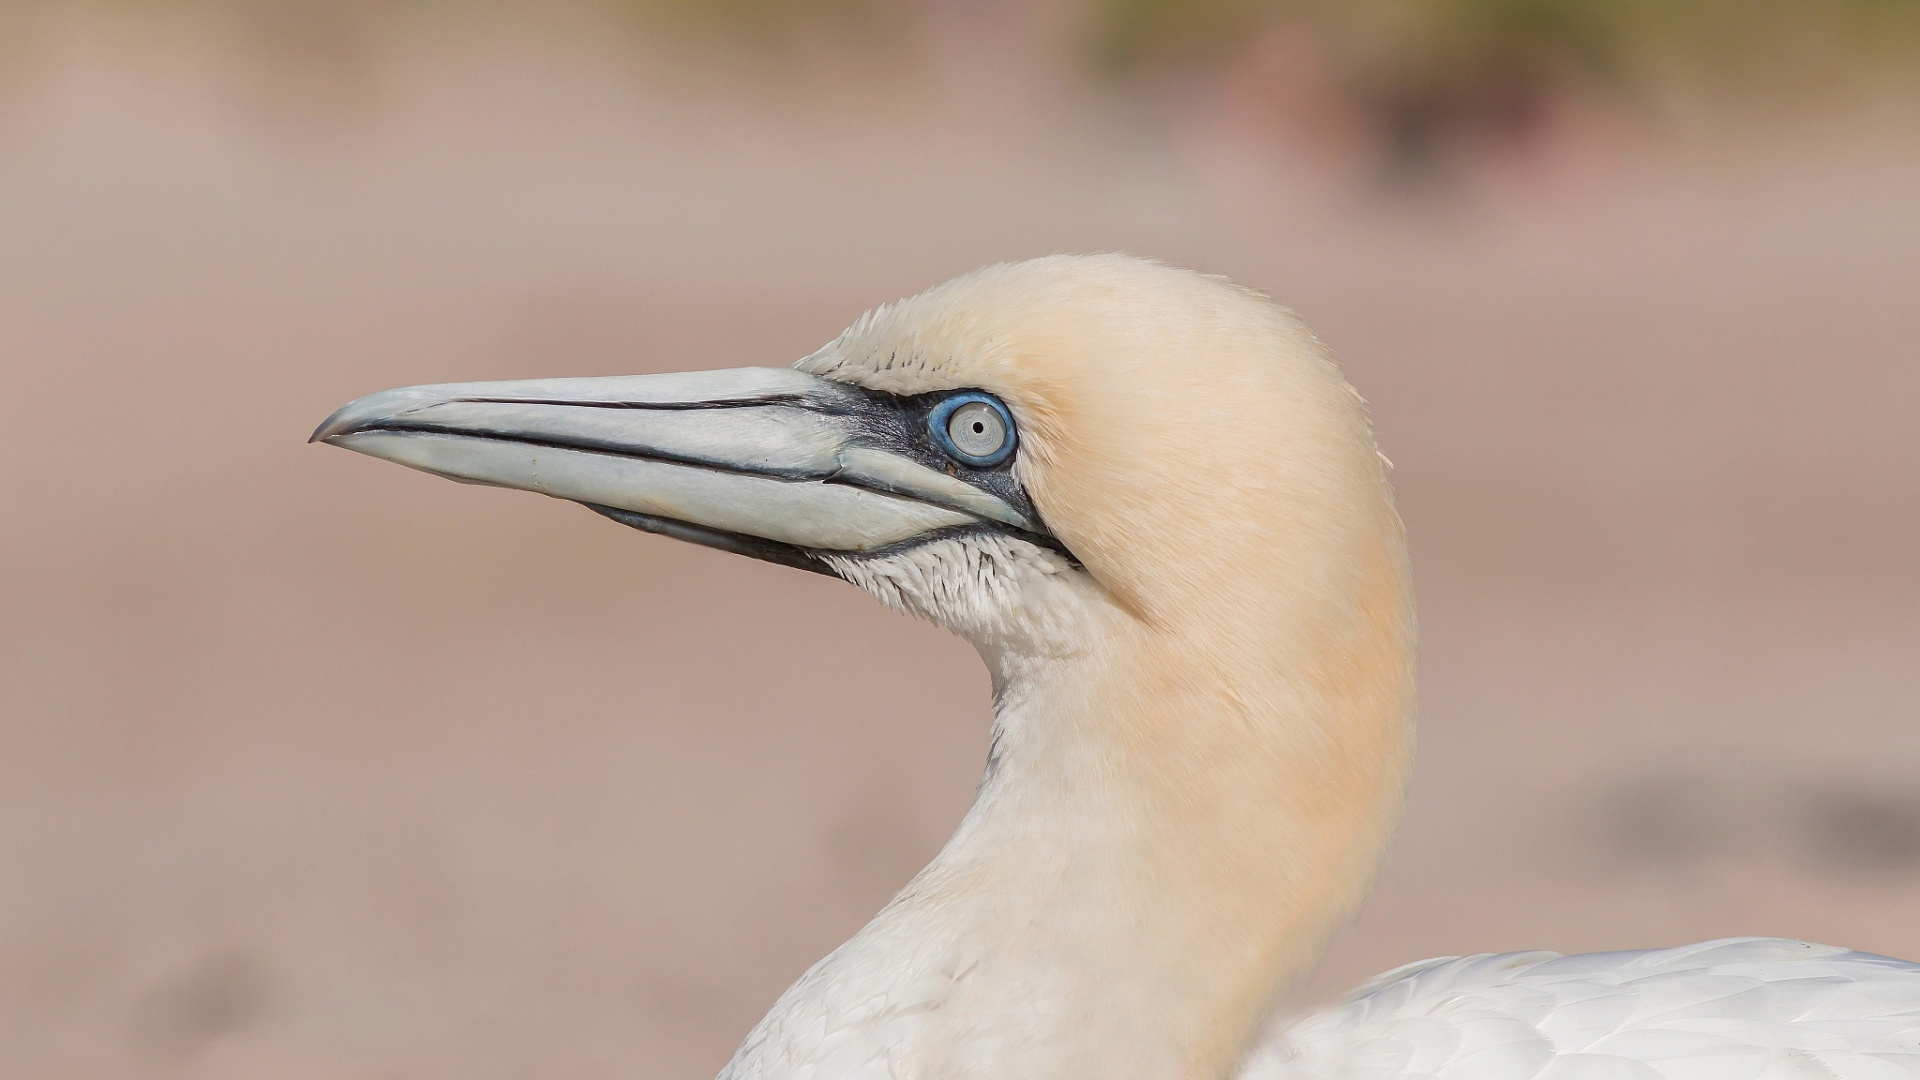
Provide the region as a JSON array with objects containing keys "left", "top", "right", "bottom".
[{"left": 312, "top": 367, "right": 1045, "bottom": 576}]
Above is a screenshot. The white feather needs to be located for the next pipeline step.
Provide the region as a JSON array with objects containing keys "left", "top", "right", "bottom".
[{"left": 1244, "top": 940, "right": 1920, "bottom": 1080}]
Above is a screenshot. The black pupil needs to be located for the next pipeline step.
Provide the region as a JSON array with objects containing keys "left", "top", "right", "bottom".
[{"left": 972, "top": 422, "right": 984, "bottom": 433}]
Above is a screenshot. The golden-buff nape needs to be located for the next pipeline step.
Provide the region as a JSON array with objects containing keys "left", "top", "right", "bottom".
[{"left": 782, "top": 255, "right": 1417, "bottom": 1078}]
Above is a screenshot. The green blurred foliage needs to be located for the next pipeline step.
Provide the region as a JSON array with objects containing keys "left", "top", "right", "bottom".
[
  {"left": 32, "top": 0, "right": 1920, "bottom": 86},
  {"left": 1092, "top": 0, "right": 1920, "bottom": 170},
  {"left": 1093, "top": 0, "right": 1920, "bottom": 101},
  {"left": 602, "top": 0, "right": 906, "bottom": 45}
]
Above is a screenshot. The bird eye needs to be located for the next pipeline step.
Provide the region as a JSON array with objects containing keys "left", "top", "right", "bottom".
[{"left": 928, "top": 392, "right": 1016, "bottom": 468}]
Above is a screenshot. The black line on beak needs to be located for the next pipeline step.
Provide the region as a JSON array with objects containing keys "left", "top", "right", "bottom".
[
  {"left": 451, "top": 395, "right": 811, "bottom": 411},
  {"left": 345, "top": 422, "right": 822, "bottom": 481},
  {"left": 584, "top": 504, "right": 838, "bottom": 577}
]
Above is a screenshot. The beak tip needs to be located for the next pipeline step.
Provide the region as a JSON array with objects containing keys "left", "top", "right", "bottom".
[
  {"left": 313, "top": 386, "right": 427, "bottom": 445},
  {"left": 309, "top": 413, "right": 354, "bottom": 445}
]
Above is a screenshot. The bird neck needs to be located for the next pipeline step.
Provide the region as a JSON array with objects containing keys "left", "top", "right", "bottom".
[{"left": 723, "top": 531, "right": 1417, "bottom": 1080}]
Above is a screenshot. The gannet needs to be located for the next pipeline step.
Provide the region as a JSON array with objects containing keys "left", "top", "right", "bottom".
[{"left": 315, "top": 255, "right": 1920, "bottom": 1080}]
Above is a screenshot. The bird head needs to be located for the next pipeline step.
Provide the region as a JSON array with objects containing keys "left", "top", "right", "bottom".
[{"left": 314, "top": 254, "right": 1404, "bottom": 673}]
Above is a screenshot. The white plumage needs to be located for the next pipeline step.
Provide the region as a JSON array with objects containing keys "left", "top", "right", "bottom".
[
  {"left": 1250, "top": 939, "right": 1920, "bottom": 1080},
  {"left": 317, "top": 254, "right": 1920, "bottom": 1079}
]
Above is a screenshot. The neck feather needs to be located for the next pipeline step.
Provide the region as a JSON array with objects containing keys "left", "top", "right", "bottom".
[{"left": 725, "top": 523, "right": 1415, "bottom": 1080}]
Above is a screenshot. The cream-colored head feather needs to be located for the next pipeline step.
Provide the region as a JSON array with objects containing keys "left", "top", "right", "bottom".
[{"left": 804, "top": 254, "right": 1392, "bottom": 625}]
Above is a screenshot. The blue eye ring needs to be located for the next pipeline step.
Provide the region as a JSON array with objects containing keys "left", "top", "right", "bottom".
[{"left": 928, "top": 391, "right": 1017, "bottom": 468}]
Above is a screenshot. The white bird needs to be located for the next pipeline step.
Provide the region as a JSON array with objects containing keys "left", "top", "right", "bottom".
[{"left": 315, "top": 255, "right": 1920, "bottom": 1080}]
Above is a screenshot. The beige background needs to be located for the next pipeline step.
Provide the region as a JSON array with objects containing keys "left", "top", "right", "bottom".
[{"left": 1, "top": 7, "right": 1917, "bottom": 1077}]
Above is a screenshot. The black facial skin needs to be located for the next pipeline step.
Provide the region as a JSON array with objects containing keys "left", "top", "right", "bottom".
[{"left": 812, "top": 385, "right": 1045, "bottom": 533}]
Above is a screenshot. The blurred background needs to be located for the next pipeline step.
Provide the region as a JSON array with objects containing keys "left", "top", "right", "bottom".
[{"left": 2, "top": 1, "right": 1918, "bottom": 1076}]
